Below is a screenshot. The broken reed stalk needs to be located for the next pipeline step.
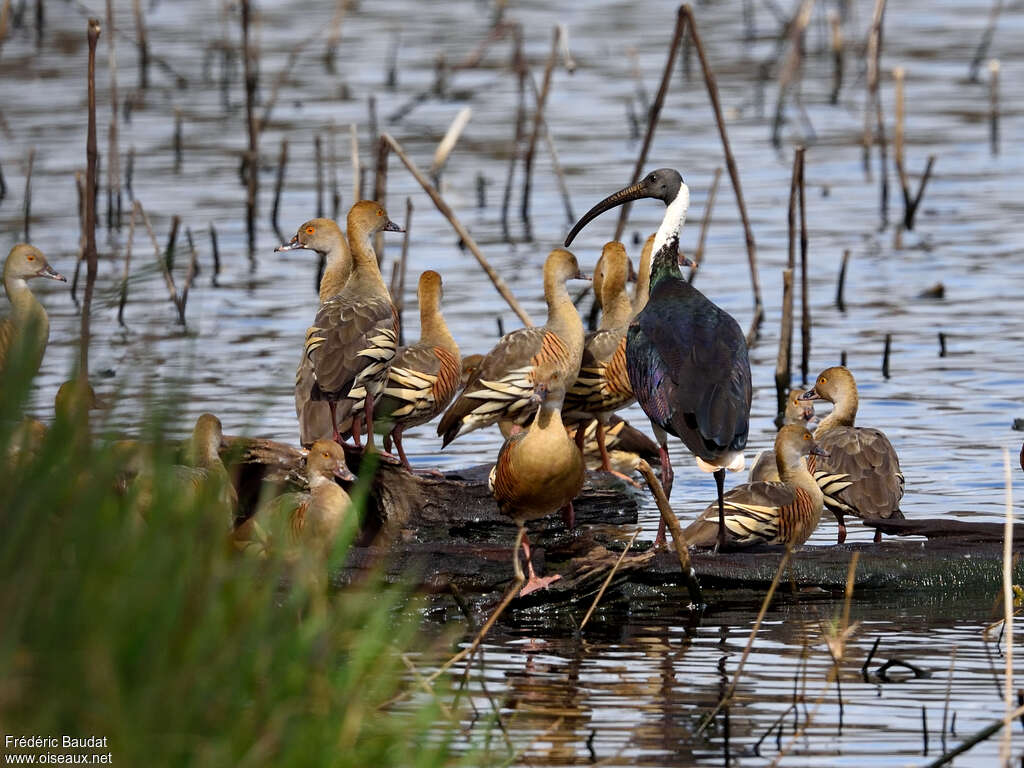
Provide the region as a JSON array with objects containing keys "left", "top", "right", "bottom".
[
  {"left": 22, "top": 147, "right": 34, "bottom": 241},
  {"left": 862, "top": 0, "right": 885, "bottom": 174},
  {"left": 329, "top": 123, "right": 340, "bottom": 219},
  {"left": 314, "top": 134, "right": 324, "bottom": 218},
  {"left": 682, "top": 4, "right": 764, "bottom": 344},
  {"left": 627, "top": 47, "right": 649, "bottom": 113},
  {"left": 429, "top": 106, "right": 472, "bottom": 184},
  {"left": 882, "top": 333, "right": 891, "bottom": 378},
  {"left": 1000, "top": 448, "right": 1014, "bottom": 765},
  {"left": 164, "top": 215, "right": 180, "bottom": 273},
  {"left": 173, "top": 107, "right": 183, "bottom": 172},
  {"left": 635, "top": 460, "right": 702, "bottom": 605},
  {"left": 828, "top": 9, "right": 843, "bottom": 104},
  {"left": 348, "top": 123, "right": 360, "bottom": 205},
  {"left": 383, "top": 132, "right": 533, "bottom": 327},
  {"left": 688, "top": 166, "right": 722, "bottom": 284},
  {"left": 240, "top": 0, "right": 258, "bottom": 260},
  {"left": 138, "top": 202, "right": 185, "bottom": 325},
  {"left": 271, "top": 137, "right": 287, "bottom": 242},
  {"left": 798, "top": 148, "right": 810, "bottom": 386},
  {"left": 892, "top": 67, "right": 934, "bottom": 230},
  {"left": 80, "top": 19, "right": 101, "bottom": 379},
  {"left": 612, "top": 7, "right": 686, "bottom": 242},
  {"left": 117, "top": 201, "right": 138, "bottom": 326},
  {"left": 557, "top": 22, "right": 575, "bottom": 73},
  {"left": 0, "top": 156, "right": 6, "bottom": 202},
  {"left": 125, "top": 146, "right": 134, "bottom": 200},
  {"left": 697, "top": 548, "right": 793, "bottom": 736},
  {"left": 131, "top": 0, "right": 148, "bottom": 90},
  {"left": 324, "top": 0, "right": 347, "bottom": 72},
  {"left": 579, "top": 528, "right": 640, "bottom": 630},
  {"left": 180, "top": 228, "right": 199, "bottom": 315},
  {"left": 389, "top": 197, "right": 412, "bottom": 345},
  {"left": 775, "top": 269, "right": 794, "bottom": 425},
  {"left": 501, "top": 31, "right": 527, "bottom": 236},
  {"left": 989, "top": 59, "right": 1000, "bottom": 155},
  {"left": 373, "top": 135, "right": 389, "bottom": 263},
  {"left": 105, "top": 0, "right": 121, "bottom": 230},
  {"left": 208, "top": 224, "right": 220, "bottom": 284},
  {"left": 836, "top": 249, "right": 850, "bottom": 310},
  {"left": 968, "top": 0, "right": 1003, "bottom": 83},
  {"left": 526, "top": 70, "right": 575, "bottom": 225},
  {"left": 520, "top": 26, "right": 559, "bottom": 223},
  {"left": 771, "top": 0, "right": 813, "bottom": 148},
  {"left": 941, "top": 646, "right": 957, "bottom": 751}
]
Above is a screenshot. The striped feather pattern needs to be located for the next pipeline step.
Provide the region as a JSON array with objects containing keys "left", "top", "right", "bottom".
[{"left": 684, "top": 484, "right": 821, "bottom": 549}]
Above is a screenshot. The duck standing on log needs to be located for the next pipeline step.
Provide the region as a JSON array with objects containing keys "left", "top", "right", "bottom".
[
  {"left": 684, "top": 425, "right": 827, "bottom": 549},
  {"left": 303, "top": 201, "right": 402, "bottom": 456},
  {"left": 373, "top": 270, "right": 461, "bottom": 472},
  {"left": 0, "top": 244, "right": 66, "bottom": 379},
  {"left": 563, "top": 242, "right": 638, "bottom": 481},
  {"left": 748, "top": 388, "right": 815, "bottom": 483},
  {"left": 489, "top": 369, "right": 584, "bottom": 596},
  {"left": 565, "top": 169, "right": 752, "bottom": 552},
  {"left": 276, "top": 218, "right": 353, "bottom": 448},
  {"left": 800, "top": 366, "right": 905, "bottom": 543},
  {"left": 437, "top": 249, "right": 588, "bottom": 445}
]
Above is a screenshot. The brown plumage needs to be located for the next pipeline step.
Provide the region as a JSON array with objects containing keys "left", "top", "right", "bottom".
[
  {"left": 0, "top": 244, "right": 66, "bottom": 378},
  {"left": 374, "top": 271, "right": 461, "bottom": 471},
  {"left": 684, "top": 425, "right": 827, "bottom": 549},
  {"left": 437, "top": 249, "right": 587, "bottom": 445},
  {"left": 277, "top": 218, "right": 353, "bottom": 447},
  {"left": 800, "top": 366, "right": 905, "bottom": 544},
  {"left": 631, "top": 234, "right": 656, "bottom": 315},
  {"left": 233, "top": 439, "right": 354, "bottom": 558},
  {"left": 564, "top": 242, "right": 636, "bottom": 476},
  {"left": 304, "top": 201, "right": 401, "bottom": 451},
  {"left": 748, "top": 388, "right": 816, "bottom": 483},
  {"left": 489, "top": 371, "right": 584, "bottom": 596}
]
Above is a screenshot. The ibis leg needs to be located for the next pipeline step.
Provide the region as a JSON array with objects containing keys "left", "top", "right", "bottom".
[
  {"left": 519, "top": 530, "right": 561, "bottom": 597},
  {"left": 714, "top": 468, "right": 726, "bottom": 552},
  {"left": 574, "top": 421, "right": 587, "bottom": 453},
  {"left": 652, "top": 439, "right": 674, "bottom": 549},
  {"left": 872, "top": 527, "right": 882, "bottom": 544},
  {"left": 834, "top": 511, "right": 848, "bottom": 545}
]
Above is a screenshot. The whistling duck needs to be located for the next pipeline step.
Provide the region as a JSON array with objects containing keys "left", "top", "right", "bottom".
[
  {"left": 438, "top": 249, "right": 587, "bottom": 444},
  {"left": 567, "top": 414, "right": 659, "bottom": 477},
  {"left": 748, "top": 388, "right": 816, "bottom": 483},
  {"left": 565, "top": 169, "right": 752, "bottom": 551},
  {"left": 277, "top": 217, "right": 353, "bottom": 447},
  {"left": 684, "top": 425, "right": 827, "bottom": 549},
  {"left": 489, "top": 369, "right": 584, "bottom": 596},
  {"left": 563, "top": 242, "right": 637, "bottom": 479},
  {"left": 800, "top": 366, "right": 905, "bottom": 544},
  {"left": 374, "top": 270, "right": 461, "bottom": 472},
  {"left": 233, "top": 439, "right": 355, "bottom": 558},
  {"left": 304, "top": 201, "right": 401, "bottom": 454},
  {"left": 0, "top": 244, "right": 66, "bottom": 378}
]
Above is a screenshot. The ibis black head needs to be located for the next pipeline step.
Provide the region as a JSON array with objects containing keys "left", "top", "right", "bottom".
[{"left": 564, "top": 169, "right": 684, "bottom": 247}]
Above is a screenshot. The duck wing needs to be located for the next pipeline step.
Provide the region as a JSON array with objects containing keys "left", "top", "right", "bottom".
[{"left": 815, "top": 426, "right": 904, "bottom": 520}]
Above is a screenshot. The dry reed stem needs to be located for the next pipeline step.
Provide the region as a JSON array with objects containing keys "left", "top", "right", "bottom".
[
  {"left": 771, "top": 0, "right": 814, "bottom": 148},
  {"left": 1000, "top": 447, "right": 1014, "bottom": 764},
  {"left": 241, "top": 0, "right": 258, "bottom": 257},
  {"left": 697, "top": 548, "right": 793, "bottom": 736},
  {"left": 836, "top": 248, "right": 850, "bottom": 310},
  {"left": 81, "top": 19, "right": 101, "bottom": 379},
  {"left": 520, "top": 27, "right": 559, "bottom": 223},
  {"left": 138, "top": 202, "right": 184, "bottom": 325},
  {"left": 117, "top": 202, "right": 138, "bottom": 326},
  {"left": 635, "top": 460, "right": 702, "bottom": 605},
  {"left": 399, "top": 654, "right": 454, "bottom": 721},
  {"left": 828, "top": 9, "right": 843, "bottom": 104},
  {"left": 688, "top": 166, "right": 721, "bottom": 283},
  {"left": 775, "top": 268, "right": 794, "bottom": 423},
  {"left": 989, "top": 59, "right": 1000, "bottom": 155},
  {"left": 968, "top": 0, "right": 1003, "bottom": 83},
  {"left": 612, "top": 7, "right": 686, "bottom": 243},
  {"left": 798, "top": 147, "right": 809, "bottom": 385},
  {"left": 681, "top": 5, "right": 764, "bottom": 344},
  {"left": 180, "top": 228, "right": 199, "bottom": 315},
  {"left": 22, "top": 147, "right": 34, "bottom": 242},
  {"left": 314, "top": 134, "right": 323, "bottom": 218},
  {"left": 131, "top": 0, "right": 147, "bottom": 90},
  {"left": 526, "top": 70, "right": 574, "bottom": 225},
  {"left": 862, "top": 0, "right": 886, "bottom": 175},
  {"left": 105, "top": 0, "right": 121, "bottom": 230},
  {"left": 258, "top": 35, "right": 313, "bottom": 132},
  {"left": 580, "top": 528, "right": 640, "bottom": 630},
  {"left": 373, "top": 136, "right": 389, "bottom": 263},
  {"left": 557, "top": 23, "right": 575, "bottom": 72},
  {"left": 429, "top": 107, "right": 472, "bottom": 181},
  {"left": 383, "top": 132, "right": 533, "bottom": 327},
  {"left": 390, "top": 197, "right": 412, "bottom": 345},
  {"left": 271, "top": 137, "right": 287, "bottom": 242}
]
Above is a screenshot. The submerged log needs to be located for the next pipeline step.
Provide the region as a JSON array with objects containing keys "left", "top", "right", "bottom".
[{"left": 221, "top": 434, "right": 1024, "bottom": 612}]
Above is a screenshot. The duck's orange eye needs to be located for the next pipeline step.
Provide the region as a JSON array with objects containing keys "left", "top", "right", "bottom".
[
  {"left": 803, "top": 433, "right": 811, "bottom": 440},
  {"left": 305, "top": 226, "right": 315, "bottom": 235},
  {"left": 321, "top": 451, "right": 330, "bottom": 458},
  {"left": 820, "top": 376, "right": 827, "bottom": 384},
  {"left": 376, "top": 209, "right": 384, "bottom": 217},
  {"left": 26, "top": 254, "right": 34, "bottom": 261}
]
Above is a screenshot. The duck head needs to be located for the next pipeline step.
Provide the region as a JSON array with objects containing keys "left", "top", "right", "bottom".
[
  {"left": 5, "top": 244, "right": 67, "bottom": 283},
  {"left": 776, "top": 423, "right": 829, "bottom": 466},
  {"left": 346, "top": 200, "right": 403, "bottom": 237},
  {"left": 306, "top": 439, "right": 356, "bottom": 483},
  {"left": 800, "top": 366, "right": 856, "bottom": 404},
  {"left": 275, "top": 218, "right": 345, "bottom": 255}
]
